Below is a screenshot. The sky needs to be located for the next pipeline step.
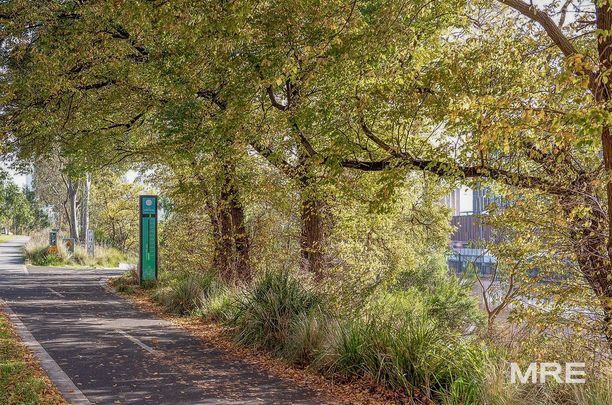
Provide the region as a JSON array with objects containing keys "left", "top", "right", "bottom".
[
  {"left": 1, "top": 161, "right": 27, "bottom": 188},
  {"left": 2, "top": 159, "right": 140, "bottom": 189}
]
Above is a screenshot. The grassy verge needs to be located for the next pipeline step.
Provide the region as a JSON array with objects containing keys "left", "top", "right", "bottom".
[
  {"left": 0, "top": 310, "right": 66, "bottom": 404},
  {"left": 24, "top": 231, "right": 130, "bottom": 268},
  {"left": 111, "top": 269, "right": 612, "bottom": 404},
  {"left": 0, "top": 235, "right": 16, "bottom": 243},
  {"left": 111, "top": 270, "right": 485, "bottom": 403},
  {"left": 109, "top": 271, "right": 393, "bottom": 404}
]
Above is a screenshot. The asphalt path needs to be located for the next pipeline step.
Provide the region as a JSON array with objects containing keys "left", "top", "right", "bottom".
[{"left": 0, "top": 238, "right": 330, "bottom": 404}]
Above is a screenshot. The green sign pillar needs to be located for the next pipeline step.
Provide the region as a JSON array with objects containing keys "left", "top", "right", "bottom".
[{"left": 139, "top": 195, "right": 158, "bottom": 283}]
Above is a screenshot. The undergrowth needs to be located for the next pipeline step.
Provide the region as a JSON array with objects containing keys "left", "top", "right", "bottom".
[
  {"left": 24, "top": 231, "right": 129, "bottom": 268},
  {"left": 113, "top": 268, "right": 612, "bottom": 404}
]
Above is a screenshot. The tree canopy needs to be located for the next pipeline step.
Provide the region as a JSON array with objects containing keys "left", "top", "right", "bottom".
[{"left": 1, "top": 0, "right": 612, "bottom": 362}]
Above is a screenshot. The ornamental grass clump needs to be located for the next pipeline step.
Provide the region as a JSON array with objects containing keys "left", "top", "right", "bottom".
[
  {"left": 196, "top": 286, "right": 240, "bottom": 324},
  {"left": 231, "top": 271, "right": 327, "bottom": 363},
  {"left": 319, "top": 297, "right": 486, "bottom": 403},
  {"left": 152, "top": 271, "right": 217, "bottom": 315}
]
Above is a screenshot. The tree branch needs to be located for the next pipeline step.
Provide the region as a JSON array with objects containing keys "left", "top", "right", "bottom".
[
  {"left": 340, "top": 155, "right": 567, "bottom": 195},
  {"left": 266, "top": 87, "right": 288, "bottom": 111},
  {"left": 559, "top": 0, "right": 573, "bottom": 28},
  {"left": 498, "top": 0, "right": 578, "bottom": 57},
  {"left": 196, "top": 89, "right": 227, "bottom": 110},
  {"left": 249, "top": 141, "right": 295, "bottom": 178},
  {"left": 292, "top": 122, "right": 317, "bottom": 157},
  {"left": 360, "top": 118, "right": 404, "bottom": 158},
  {"left": 76, "top": 79, "right": 117, "bottom": 91}
]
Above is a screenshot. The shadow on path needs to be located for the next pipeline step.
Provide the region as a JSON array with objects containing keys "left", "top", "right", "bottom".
[{"left": 0, "top": 239, "right": 332, "bottom": 404}]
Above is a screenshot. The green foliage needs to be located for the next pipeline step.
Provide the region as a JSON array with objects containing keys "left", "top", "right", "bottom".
[
  {"left": 395, "top": 264, "right": 483, "bottom": 332},
  {"left": 320, "top": 303, "right": 486, "bottom": 403},
  {"left": 0, "top": 312, "right": 63, "bottom": 404},
  {"left": 479, "top": 351, "right": 612, "bottom": 405},
  {"left": 24, "top": 233, "right": 69, "bottom": 266},
  {"left": 423, "top": 277, "right": 482, "bottom": 331},
  {"left": 3, "top": 0, "right": 612, "bottom": 402},
  {"left": 232, "top": 271, "right": 325, "bottom": 357},
  {"left": 71, "top": 245, "right": 126, "bottom": 268},
  {"left": 0, "top": 172, "right": 48, "bottom": 234},
  {"left": 126, "top": 266, "right": 612, "bottom": 404},
  {"left": 327, "top": 175, "right": 453, "bottom": 304},
  {"left": 283, "top": 310, "right": 331, "bottom": 366},
  {"left": 27, "top": 249, "right": 63, "bottom": 267},
  {"left": 152, "top": 272, "right": 218, "bottom": 315},
  {"left": 90, "top": 173, "right": 142, "bottom": 252},
  {"left": 195, "top": 287, "right": 239, "bottom": 324},
  {"left": 158, "top": 207, "right": 215, "bottom": 275},
  {"left": 111, "top": 269, "right": 139, "bottom": 294}
]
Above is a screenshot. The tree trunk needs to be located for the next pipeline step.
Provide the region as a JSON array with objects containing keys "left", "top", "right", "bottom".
[
  {"left": 594, "top": 3, "right": 612, "bottom": 349},
  {"left": 199, "top": 166, "right": 251, "bottom": 282},
  {"left": 561, "top": 182, "right": 612, "bottom": 350},
  {"left": 298, "top": 163, "right": 326, "bottom": 279},
  {"left": 80, "top": 173, "right": 91, "bottom": 243},
  {"left": 217, "top": 174, "right": 250, "bottom": 281},
  {"left": 300, "top": 192, "right": 325, "bottom": 278},
  {"left": 228, "top": 181, "right": 250, "bottom": 280},
  {"left": 571, "top": 209, "right": 612, "bottom": 350},
  {"left": 66, "top": 178, "right": 79, "bottom": 242}
]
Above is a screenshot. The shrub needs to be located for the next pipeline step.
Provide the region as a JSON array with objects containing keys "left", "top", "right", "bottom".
[
  {"left": 396, "top": 268, "right": 483, "bottom": 332},
  {"left": 231, "top": 271, "right": 325, "bottom": 357},
  {"left": 24, "top": 234, "right": 69, "bottom": 266},
  {"left": 111, "top": 268, "right": 139, "bottom": 293},
  {"left": 27, "top": 248, "right": 65, "bottom": 266},
  {"left": 284, "top": 310, "right": 331, "bottom": 365},
  {"left": 478, "top": 353, "right": 612, "bottom": 405},
  {"left": 71, "top": 245, "right": 127, "bottom": 268},
  {"left": 152, "top": 272, "right": 217, "bottom": 315},
  {"left": 566, "top": 373, "right": 612, "bottom": 405},
  {"left": 320, "top": 300, "right": 486, "bottom": 403},
  {"left": 197, "top": 287, "right": 239, "bottom": 323},
  {"left": 423, "top": 275, "right": 483, "bottom": 331}
]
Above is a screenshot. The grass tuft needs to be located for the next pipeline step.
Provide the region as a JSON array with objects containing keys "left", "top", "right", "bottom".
[
  {"left": 231, "top": 271, "right": 324, "bottom": 358},
  {"left": 152, "top": 272, "right": 217, "bottom": 315}
]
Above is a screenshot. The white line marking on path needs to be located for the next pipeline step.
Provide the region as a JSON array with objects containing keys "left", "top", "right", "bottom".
[
  {"left": 47, "top": 287, "right": 65, "bottom": 298},
  {"left": 0, "top": 300, "right": 91, "bottom": 405},
  {"left": 115, "top": 329, "right": 155, "bottom": 354}
]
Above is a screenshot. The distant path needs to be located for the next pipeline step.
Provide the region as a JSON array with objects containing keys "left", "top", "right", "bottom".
[
  {"left": 0, "top": 238, "right": 332, "bottom": 404},
  {"left": 0, "top": 236, "right": 29, "bottom": 274}
]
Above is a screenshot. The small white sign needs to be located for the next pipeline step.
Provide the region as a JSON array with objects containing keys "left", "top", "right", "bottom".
[{"left": 86, "top": 229, "right": 95, "bottom": 257}]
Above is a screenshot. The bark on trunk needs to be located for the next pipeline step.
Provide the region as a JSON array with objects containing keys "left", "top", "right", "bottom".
[
  {"left": 216, "top": 179, "right": 250, "bottom": 281},
  {"left": 80, "top": 173, "right": 91, "bottom": 243},
  {"left": 595, "top": 3, "right": 612, "bottom": 349},
  {"left": 298, "top": 163, "right": 326, "bottom": 279},
  {"left": 571, "top": 204, "right": 612, "bottom": 349},
  {"left": 66, "top": 178, "right": 79, "bottom": 242},
  {"left": 300, "top": 192, "right": 325, "bottom": 278},
  {"left": 199, "top": 167, "right": 251, "bottom": 282}
]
